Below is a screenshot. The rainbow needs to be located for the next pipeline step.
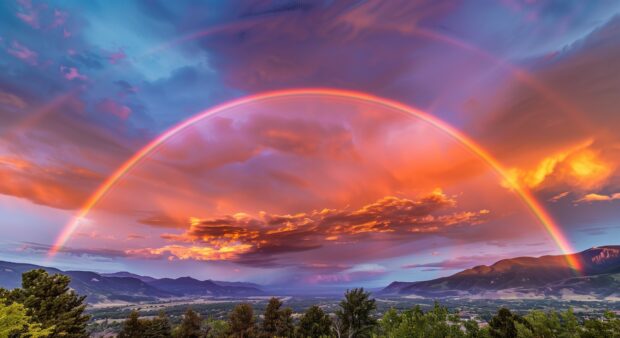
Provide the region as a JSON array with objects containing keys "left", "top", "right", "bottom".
[{"left": 49, "top": 88, "right": 582, "bottom": 270}]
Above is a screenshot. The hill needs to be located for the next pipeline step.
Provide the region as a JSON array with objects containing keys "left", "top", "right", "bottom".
[
  {"left": 382, "top": 246, "right": 620, "bottom": 300},
  {"left": 0, "top": 260, "right": 263, "bottom": 304}
]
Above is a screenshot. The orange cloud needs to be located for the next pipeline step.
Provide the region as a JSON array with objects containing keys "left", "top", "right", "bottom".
[
  {"left": 574, "top": 192, "right": 620, "bottom": 204},
  {"left": 0, "top": 156, "right": 102, "bottom": 209},
  {"left": 127, "top": 244, "right": 253, "bottom": 261},
  {"left": 128, "top": 191, "right": 490, "bottom": 263},
  {"left": 503, "top": 140, "right": 614, "bottom": 191}
]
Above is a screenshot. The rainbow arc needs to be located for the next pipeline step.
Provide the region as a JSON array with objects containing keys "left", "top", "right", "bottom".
[{"left": 49, "top": 88, "right": 581, "bottom": 271}]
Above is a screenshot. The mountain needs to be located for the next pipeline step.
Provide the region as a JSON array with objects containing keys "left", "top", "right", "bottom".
[
  {"left": 148, "top": 277, "right": 262, "bottom": 296},
  {"left": 0, "top": 260, "right": 263, "bottom": 304},
  {"left": 101, "top": 271, "right": 156, "bottom": 283},
  {"left": 101, "top": 271, "right": 262, "bottom": 289},
  {"left": 383, "top": 246, "right": 620, "bottom": 300}
]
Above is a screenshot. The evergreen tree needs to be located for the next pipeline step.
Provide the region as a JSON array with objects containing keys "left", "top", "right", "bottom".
[
  {"left": 276, "top": 307, "right": 294, "bottom": 338},
  {"left": 118, "top": 310, "right": 143, "bottom": 338},
  {"left": 228, "top": 303, "right": 256, "bottom": 338},
  {"left": 336, "top": 288, "right": 377, "bottom": 338},
  {"left": 0, "top": 301, "right": 54, "bottom": 338},
  {"left": 144, "top": 311, "right": 172, "bottom": 338},
  {"left": 8, "top": 269, "right": 90, "bottom": 337},
  {"left": 489, "top": 308, "right": 530, "bottom": 338},
  {"left": 176, "top": 308, "right": 205, "bottom": 338},
  {"left": 205, "top": 319, "right": 229, "bottom": 338},
  {"left": 262, "top": 297, "right": 283, "bottom": 336},
  {"left": 297, "top": 305, "right": 332, "bottom": 338},
  {"left": 378, "top": 307, "right": 401, "bottom": 336}
]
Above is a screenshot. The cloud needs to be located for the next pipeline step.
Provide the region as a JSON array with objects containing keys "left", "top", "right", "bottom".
[
  {"left": 108, "top": 49, "right": 126, "bottom": 64},
  {"left": 0, "top": 90, "right": 27, "bottom": 109},
  {"left": 19, "top": 242, "right": 128, "bottom": 259},
  {"left": 502, "top": 140, "right": 614, "bottom": 191},
  {"left": 128, "top": 191, "right": 490, "bottom": 264},
  {"left": 548, "top": 191, "right": 570, "bottom": 203},
  {"left": 0, "top": 156, "right": 102, "bottom": 209},
  {"left": 7, "top": 41, "right": 37, "bottom": 65},
  {"left": 60, "top": 65, "right": 88, "bottom": 81},
  {"left": 402, "top": 254, "right": 507, "bottom": 270},
  {"left": 574, "top": 192, "right": 620, "bottom": 204},
  {"left": 95, "top": 99, "right": 132, "bottom": 120}
]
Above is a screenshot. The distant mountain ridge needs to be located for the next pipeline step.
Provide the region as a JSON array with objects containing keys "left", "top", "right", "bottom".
[
  {"left": 0, "top": 260, "right": 264, "bottom": 304},
  {"left": 383, "top": 246, "right": 620, "bottom": 300}
]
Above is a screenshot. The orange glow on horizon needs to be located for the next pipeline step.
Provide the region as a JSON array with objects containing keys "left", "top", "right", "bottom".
[{"left": 49, "top": 88, "right": 582, "bottom": 271}]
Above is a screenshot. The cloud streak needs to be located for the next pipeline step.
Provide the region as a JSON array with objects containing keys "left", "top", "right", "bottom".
[{"left": 128, "top": 191, "right": 490, "bottom": 265}]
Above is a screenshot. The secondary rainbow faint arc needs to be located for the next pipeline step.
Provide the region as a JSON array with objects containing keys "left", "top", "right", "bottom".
[{"left": 48, "top": 88, "right": 582, "bottom": 270}]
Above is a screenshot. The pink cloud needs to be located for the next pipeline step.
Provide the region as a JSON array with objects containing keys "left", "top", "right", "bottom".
[
  {"left": 108, "top": 49, "right": 126, "bottom": 64},
  {"left": 16, "top": 12, "right": 38, "bottom": 28},
  {"left": 96, "top": 99, "right": 132, "bottom": 120},
  {"left": 60, "top": 65, "right": 87, "bottom": 81},
  {"left": 52, "top": 9, "right": 68, "bottom": 28},
  {"left": 7, "top": 41, "right": 38, "bottom": 65}
]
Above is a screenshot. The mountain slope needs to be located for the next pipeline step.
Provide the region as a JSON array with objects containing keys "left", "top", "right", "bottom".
[
  {"left": 0, "top": 260, "right": 263, "bottom": 304},
  {"left": 383, "top": 246, "right": 620, "bottom": 299}
]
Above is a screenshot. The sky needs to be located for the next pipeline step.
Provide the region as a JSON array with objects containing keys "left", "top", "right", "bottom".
[{"left": 1, "top": 0, "right": 620, "bottom": 290}]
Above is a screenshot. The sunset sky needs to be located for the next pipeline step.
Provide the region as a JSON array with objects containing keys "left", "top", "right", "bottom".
[{"left": 1, "top": 0, "right": 620, "bottom": 290}]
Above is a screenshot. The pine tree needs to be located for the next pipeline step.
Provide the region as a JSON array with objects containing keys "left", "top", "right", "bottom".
[
  {"left": 261, "top": 297, "right": 282, "bottom": 337},
  {"left": 144, "top": 311, "right": 173, "bottom": 338},
  {"left": 176, "top": 308, "right": 204, "bottom": 338},
  {"left": 297, "top": 305, "right": 332, "bottom": 338},
  {"left": 336, "top": 288, "right": 377, "bottom": 338},
  {"left": 8, "top": 269, "right": 90, "bottom": 337},
  {"left": 119, "top": 310, "right": 143, "bottom": 338},
  {"left": 0, "top": 301, "right": 54, "bottom": 338},
  {"left": 228, "top": 303, "right": 255, "bottom": 338},
  {"left": 276, "top": 307, "right": 294, "bottom": 337}
]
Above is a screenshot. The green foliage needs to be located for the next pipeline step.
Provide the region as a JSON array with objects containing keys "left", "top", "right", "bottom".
[
  {"left": 205, "top": 319, "right": 229, "bottom": 338},
  {"left": 118, "top": 310, "right": 143, "bottom": 338},
  {"left": 336, "top": 288, "right": 377, "bottom": 338},
  {"left": 260, "top": 297, "right": 294, "bottom": 338},
  {"left": 118, "top": 310, "right": 173, "bottom": 338},
  {"left": 6, "top": 269, "right": 89, "bottom": 338},
  {"left": 296, "top": 305, "right": 332, "bottom": 338},
  {"left": 488, "top": 308, "right": 532, "bottom": 338},
  {"left": 581, "top": 310, "right": 620, "bottom": 338},
  {"left": 0, "top": 301, "right": 54, "bottom": 338},
  {"left": 228, "top": 303, "right": 256, "bottom": 338},
  {"left": 515, "top": 308, "right": 581, "bottom": 338},
  {"left": 145, "top": 311, "right": 173, "bottom": 338},
  {"left": 377, "top": 303, "right": 476, "bottom": 338},
  {"left": 175, "top": 308, "right": 205, "bottom": 338}
]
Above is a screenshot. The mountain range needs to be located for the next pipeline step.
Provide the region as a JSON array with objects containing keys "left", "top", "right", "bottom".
[
  {"left": 2, "top": 246, "right": 619, "bottom": 304},
  {"left": 382, "top": 246, "right": 620, "bottom": 300},
  {"left": 0, "top": 261, "right": 264, "bottom": 304}
]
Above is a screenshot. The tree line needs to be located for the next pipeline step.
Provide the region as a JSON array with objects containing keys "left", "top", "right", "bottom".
[{"left": 2, "top": 270, "right": 620, "bottom": 337}]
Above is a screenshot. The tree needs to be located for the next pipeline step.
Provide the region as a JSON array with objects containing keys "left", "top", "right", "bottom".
[
  {"left": 260, "top": 297, "right": 294, "bottom": 337},
  {"left": 229, "top": 303, "right": 256, "bottom": 338},
  {"left": 262, "top": 297, "right": 283, "bottom": 336},
  {"left": 276, "top": 307, "right": 294, "bottom": 338},
  {"left": 0, "top": 301, "right": 54, "bottom": 338},
  {"left": 175, "top": 308, "right": 205, "bottom": 338},
  {"left": 8, "top": 269, "right": 90, "bottom": 337},
  {"left": 119, "top": 310, "right": 143, "bottom": 338},
  {"left": 205, "top": 319, "right": 229, "bottom": 338},
  {"left": 145, "top": 311, "right": 173, "bottom": 338},
  {"left": 489, "top": 308, "right": 530, "bottom": 338},
  {"left": 378, "top": 307, "right": 401, "bottom": 336},
  {"left": 297, "top": 305, "right": 332, "bottom": 338},
  {"left": 336, "top": 288, "right": 377, "bottom": 338}
]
